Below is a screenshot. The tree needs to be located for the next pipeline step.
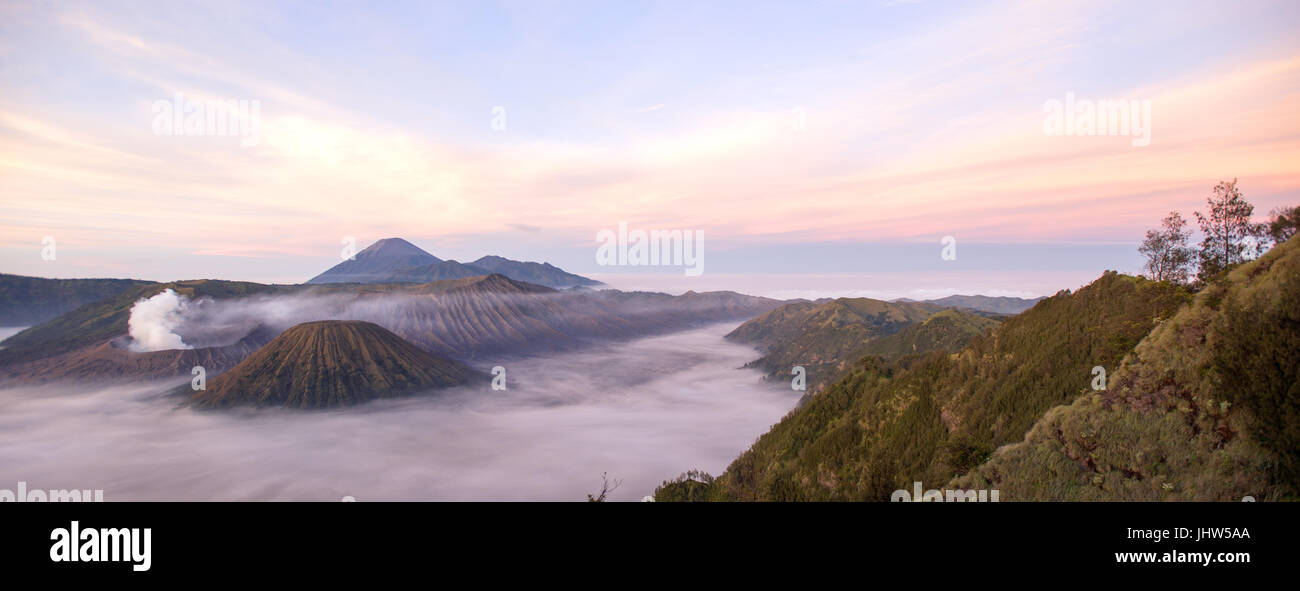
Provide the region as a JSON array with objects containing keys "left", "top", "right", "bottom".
[
  {"left": 586, "top": 472, "right": 622, "bottom": 502},
  {"left": 1138, "top": 211, "right": 1194, "bottom": 284},
  {"left": 1194, "top": 178, "right": 1265, "bottom": 284},
  {"left": 1267, "top": 205, "right": 1299, "bottom": 246}
]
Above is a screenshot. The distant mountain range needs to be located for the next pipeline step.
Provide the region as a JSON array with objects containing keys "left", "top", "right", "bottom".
[
  {"left": 896, "top": 294, "right": 1043, "bottom": 315},
  {"left": 189, "top": 320, "right": 479, "bottom": 409},
  {"left": 306, "top": 237, "right": 603, "bottom": 289},
  {"left": 0, "top": 237, "right": 603, "bottom": 334},
  {"left": 0, "top": 274, "right": 780, "bottom": 386},
  {"left": 0, "top": 236, "right": 1060, "bottom": 413}
]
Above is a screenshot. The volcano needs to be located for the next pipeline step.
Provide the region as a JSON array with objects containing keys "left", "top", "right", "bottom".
[
  {"left": 190, "top": 320, "right": 480, "bottom": 409},
  {"left": 306, "top": 237, "right": 442, "bottom": 284}
]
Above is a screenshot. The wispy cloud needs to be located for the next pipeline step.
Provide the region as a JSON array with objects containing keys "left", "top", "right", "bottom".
[{"left": 0, "top": 0, "right": 1297, "bottom": 284}]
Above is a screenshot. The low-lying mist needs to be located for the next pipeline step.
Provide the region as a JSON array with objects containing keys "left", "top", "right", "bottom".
[{"left": 0, "top": 323, "right": 798, "bottom": 501}]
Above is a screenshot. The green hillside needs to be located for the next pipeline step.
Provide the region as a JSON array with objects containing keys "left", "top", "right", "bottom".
[
  {"left": 727, "top": 298, "right": 943, "bottom": 393},
  {"left": 953, "top": 235, "right": 1299, "bottom": 500},
  {"left": 858, "top": 309, "right": 1000, "bottom": 360},
  {"left": 657, "top": 270, "right": 1191, "bottom": 501}
]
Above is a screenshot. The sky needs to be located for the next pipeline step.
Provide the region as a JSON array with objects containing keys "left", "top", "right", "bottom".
[{"left": 1, "top": 0, "right": 1298, "bottom": 299}]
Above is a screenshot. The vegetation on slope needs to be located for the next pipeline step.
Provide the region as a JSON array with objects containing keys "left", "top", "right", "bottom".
[
  {"left": 726, "top": 298, "right": 943, "bottom": 394},
  {"left": 954, "top": 235, "right": 1298, "bottom": 500},
  {"left": 656, "top": 271, "right": 1190, "bottom": 501},
  {"left": 857, "top": 309, "right": 1000, "bottom": 360}
]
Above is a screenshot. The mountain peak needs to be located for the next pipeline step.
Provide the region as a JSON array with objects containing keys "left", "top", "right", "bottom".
[
  {"left": 306, "top": 241, "right": 603, "bottom": 288},
  {"left": 306, "top": 238, "right": 442, "bottom": 284},
  {"left": 359, "top": 237, "right": 434, "bottom": 259}
]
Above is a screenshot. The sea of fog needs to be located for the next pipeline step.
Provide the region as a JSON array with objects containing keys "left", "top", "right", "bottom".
[{"left": 0, "top": 322, "right": 799, "bottom": 501}]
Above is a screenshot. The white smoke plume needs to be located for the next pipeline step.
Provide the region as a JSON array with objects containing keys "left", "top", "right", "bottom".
[{"left": 127, "top": 289, "right": 193, "bottom": 352}]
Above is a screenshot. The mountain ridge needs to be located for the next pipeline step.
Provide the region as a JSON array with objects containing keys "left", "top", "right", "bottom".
[
  {"left": 894, "top": 294, "right": 1043, "bottom": 315},
  {"left": 306, "top": 237, "right": 603, "bottom": 288},
  {"left": 0, "top": 275, "right": 780, "bottom": 385},
  {"left": 0, "top": 274, "right": 157, "bottom": 328}
]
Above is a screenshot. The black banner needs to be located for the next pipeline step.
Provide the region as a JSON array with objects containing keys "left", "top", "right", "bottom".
[{"left": 1, "top": 501, "right": 1286, "bottom": 580}]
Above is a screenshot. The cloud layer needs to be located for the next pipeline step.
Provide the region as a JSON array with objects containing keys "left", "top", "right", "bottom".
[{"left": 0, "top": 323, "right": 799, "bottom": 501}]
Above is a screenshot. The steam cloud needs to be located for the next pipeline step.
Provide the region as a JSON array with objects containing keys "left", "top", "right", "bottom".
[
  {"left": 121, "top": 286, "right": 753, "bottom": 359},
  {"left": 0, "top": 323, "right": 798, "bottom": 501},
  {"left": 127, "top": 289, "right": 193, "bottom": 352}
]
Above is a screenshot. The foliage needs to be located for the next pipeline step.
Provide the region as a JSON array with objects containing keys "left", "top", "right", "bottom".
[
  {"left": 1138, "top": 211, "right": 1194, "bottom": 284},
  {"left": 956, "top": 235, "right": 1299, "bottom": 500},
  {"left": 1210, "top": 234, "right": 1300, "bottom": 491},
  {"left": 653, "top": 470, "right": 720, "bottom": 502},
  {"left": 1194, "top": 178, "right": 1266, "bottom": 284},
  {"left": 1267, "top": 205, "right": 1299, "bottom": 246},
  {"left": 682, "top": 272, "right": 1190, "bottom": 501}
]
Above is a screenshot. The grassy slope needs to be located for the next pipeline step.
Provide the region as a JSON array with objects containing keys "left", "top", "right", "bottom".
[
  {"left": 858, "top": 309, "right": 1000, "bottom": 360},
  {"left": 954, "top": 236, "right": 1299, "bottom": 500},
  {"left": 658, "top": 271, "right": 1190, "bottom": 501}
]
